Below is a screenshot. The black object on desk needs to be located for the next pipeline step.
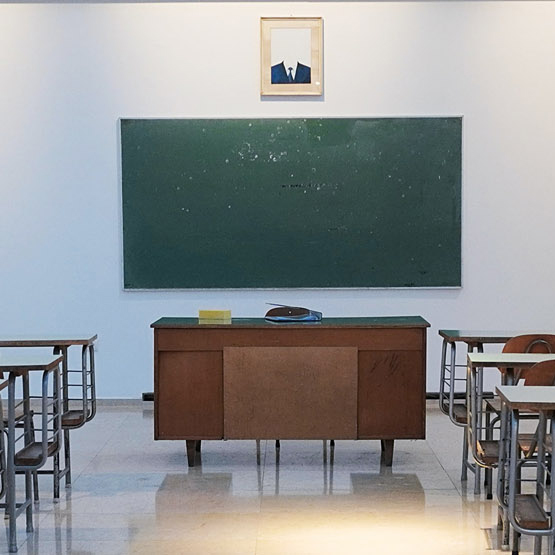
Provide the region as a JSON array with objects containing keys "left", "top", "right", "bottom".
[{"left": 264, "top": 304, "right": 322, "bottom": 322}]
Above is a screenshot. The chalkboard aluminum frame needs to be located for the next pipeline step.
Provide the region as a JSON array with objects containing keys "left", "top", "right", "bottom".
[
  {"left": 120, "top": 117, "right": 462, "bottom": 291},
  {"left": 260, "top": 17, "right": 323, "bottom": 96}
]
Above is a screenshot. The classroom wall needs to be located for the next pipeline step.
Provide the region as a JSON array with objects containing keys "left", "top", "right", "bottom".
[{"left": 1, "top": 1, "right": 554, "bottom": 398}]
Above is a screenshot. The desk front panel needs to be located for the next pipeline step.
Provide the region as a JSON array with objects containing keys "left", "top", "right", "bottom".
[
  {"left": 156, "top": 350, "right": 223, "bottom": 439},
  {"left": 223, "top": 346, "right": 358, "bottom": 439},
  {"left": 358, "top": 350, "right": 425, "bottom": 438},
  {"left": 154, "top": 324, "right": 426, "bottom": 441}
]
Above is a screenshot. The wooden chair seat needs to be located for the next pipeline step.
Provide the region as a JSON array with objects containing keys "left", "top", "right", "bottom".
[
  {"left": 62, "top": 410, "right": 86, "bottom": 428},
  {"left": 476, "top": 434, "right": 551, "bottom": 466},
  {"left": 2, "top": 407, "right": 27, "bottom": 424},
  {"left": 485, "top": 397, "right": 502, "bottom": 414},
  {"left": 518, "top": 433, "right": 552, "bottom": 456},
  {"left": 485, "top": 397, "right": 552, "bottom": 418},
  {"left": 452, "top": 403, "right": 467, "bottom": 424},
  {"left": 514, "top": 494, "right": 549, "bottom": 530},
  {"left": 477, "top": 439, "right": 499, "bottom": 465},
  {"left": 14, "top": 441, "right": 58, "bottom": 467}
]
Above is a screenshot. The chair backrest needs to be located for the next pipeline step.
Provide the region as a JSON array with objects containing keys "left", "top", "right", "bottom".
[
  {"left": 521, "top": 359, "right": 555, "bottom": 386},
  {"left": 502, "top": 334, "right": 555, "bottom": 355},
  {"left": 501, "top": 334, "right": 555, "bottom": 382}
]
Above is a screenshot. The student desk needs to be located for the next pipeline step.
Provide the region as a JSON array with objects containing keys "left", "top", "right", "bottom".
[
  {"left": 152, "top": 316, "right": 429, "bottom": 467},
  {"left": 439, "top": 330, "right": 551, "bottom": 493},
  {"left": 466, "top": 353, "right": 555, "bottom": 465},
  {"left": 0, "top": 335, "right": 97, "bottom": 494},
  {"left": 440, "top": 330, "right": 530, "bottom": 424},
  {"left": 440, "top": 330, "right": 554, "bottom": 413},
  {"left": 467, "top": 353, "right": 555, "bottom": 548},
  {"left": 496, "top": 385, "right": 555, "bottom": 554},
  {"left": 0, "top": 353, "right": 62, "bottom": 553}
]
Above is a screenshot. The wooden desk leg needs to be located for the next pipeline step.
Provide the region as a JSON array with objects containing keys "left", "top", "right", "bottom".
[
  {"left": 380, "top": 440, "right": 394, "bottom": 466},
  {"left": 186, "top": 440, "right": 198, "bottom": 467}
]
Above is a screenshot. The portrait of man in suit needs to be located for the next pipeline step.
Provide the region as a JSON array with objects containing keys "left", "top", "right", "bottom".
[
  {"left": 270, "top": 28, "right": 312, "bottom": 85},
  {"left": 260, "top": 17, "right": 322, "bottom": 96}
]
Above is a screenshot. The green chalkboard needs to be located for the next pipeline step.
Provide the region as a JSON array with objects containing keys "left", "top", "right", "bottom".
[{"left": 121, "top": 118, "right": 461, "bottom": 289}]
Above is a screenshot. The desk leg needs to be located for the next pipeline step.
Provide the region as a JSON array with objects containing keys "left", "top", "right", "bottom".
[
  {"left": 186, "top": 440, "right": 198, "bottom": 467},
  {"left": 439, "top": 339, "right": 448, "bottom": 414},
  {"left": 7, "top": 375, "right": 17, "bottom": 553},
  {"left": 498, "top": 388, "right": 511, "bottom": 550},
  {"left": 471, "top": 343, "right": 484, "bottom": 496},
  {"left": 380, "top": 440, "right": 394, "bottom": 466},
  {"left": 21, "top": 374, "right": 33, "bottom": 531},
  {"left": 62, "top": 347, "right": 71, "bottom": 487},
  {"left": 54, "top": 345, "right": 71, "bottom": 490}
]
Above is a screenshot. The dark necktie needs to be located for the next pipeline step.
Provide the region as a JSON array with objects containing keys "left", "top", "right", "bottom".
[{"left": 287, "top": 67, "right": 294, "bottom": 82}]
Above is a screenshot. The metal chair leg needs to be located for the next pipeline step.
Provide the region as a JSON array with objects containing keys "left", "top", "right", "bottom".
[
  {"left": 485, "top": 467, "right": 493, "bottom": 500},
  {"left": 461, "top": 427, "right": 468, "bottom": 481},
  {"left": 511, "top": 530, "right": 520, "bottom": 555},
  {"left": 63, "top": 429, "right": 71, "bottom": 487}
]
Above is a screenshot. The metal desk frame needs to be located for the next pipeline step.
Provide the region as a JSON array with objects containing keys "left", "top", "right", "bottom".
[
  {"left": 439, "top": 330, "right": 549, "bottom": 494},
  {"left": 497, "top": 385, "right": 555, "bottom": 555},
  {"left": 0, "top": 354, "right": 63, "bottom": 552},
  {"left": 467, "top": 353, "right": 555, "bottom": 550},
  {"left": 0, "top": 336, "right": 97, "bottom": 497}
]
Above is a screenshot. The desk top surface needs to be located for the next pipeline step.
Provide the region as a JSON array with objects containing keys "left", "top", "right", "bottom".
[
  {"left": 468, "top": 353, "right": 555, "bottom": 367},
  {"left": 439, "top": 330, "right": 554, "bottom": 343},
  {"left": 496, "top": 385, "right": 555, "bottom": 410},
  {"left": 0, "top": 353, "right": 63, "bottom": 371},
  {"left": 151, "top": 316, "right": 430, "bottom": 329},
  {"left": 0, "top": 334, "right": 97, "bottom": 347}
]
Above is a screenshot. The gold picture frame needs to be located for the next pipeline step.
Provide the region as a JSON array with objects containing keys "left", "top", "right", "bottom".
[{"left": 260, "top": 17, "right": 323, "bottom": 96}]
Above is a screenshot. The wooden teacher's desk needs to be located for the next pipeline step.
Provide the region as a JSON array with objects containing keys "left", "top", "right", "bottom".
[{"left": 151, "top": 316, "right": 429, "bottom": 467}]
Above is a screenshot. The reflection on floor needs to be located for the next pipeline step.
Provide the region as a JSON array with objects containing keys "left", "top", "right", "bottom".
[{"left": 0, "top": 401, "right": 537, "bottom": 554}]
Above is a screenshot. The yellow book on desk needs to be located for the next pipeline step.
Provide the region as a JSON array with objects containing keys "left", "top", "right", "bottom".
[
  {"left": 198, "top": 318, "right": 232, "bottom": 325},
  {"left": 198, "top": 309, "right": 231, "bottom": 320}
]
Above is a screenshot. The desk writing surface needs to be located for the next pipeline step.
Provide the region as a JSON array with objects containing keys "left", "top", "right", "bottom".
[
  {"left": 468, "top": 353, "right": 555, "bottom": 367},
  {"left": 0, "top": 353, "right": 63, "bottom": 371},
  {"left": 439, "top": 330, "right": 554, "bottom": 343},
  {"left": 496, "top": 385, "right": 555, "bottom": 410},
  {"left": 151, "top": 316, "right": 430, "bottom": 329},
  {"left": 0, "top": 335, "right": 97, "bottom": 347}
]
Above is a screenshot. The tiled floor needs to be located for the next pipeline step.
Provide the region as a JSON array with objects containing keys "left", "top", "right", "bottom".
[{"left": 0, "top": 401, "right": 541, "bottom": 554}]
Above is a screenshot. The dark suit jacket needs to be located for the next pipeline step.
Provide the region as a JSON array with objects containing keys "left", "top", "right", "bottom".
[{"left": 271, "top": 62, "right": 311, "bottom": 84}]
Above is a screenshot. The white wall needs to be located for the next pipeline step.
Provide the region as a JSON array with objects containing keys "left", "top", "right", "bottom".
[{"left": 1, "top": 2, "right": 554, "bottom": 398}]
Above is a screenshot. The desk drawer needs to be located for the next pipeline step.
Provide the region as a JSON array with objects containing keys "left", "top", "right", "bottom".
[{"left": 156, "top": 327, "right": 424, "bottom": 352}]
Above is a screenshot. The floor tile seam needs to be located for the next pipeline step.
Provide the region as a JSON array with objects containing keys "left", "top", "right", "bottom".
[
  {"left": 65, "top": 416, "right": 131, "bottom": 482},
  {"left": 418, "top": 441, "right": 493, "bottom": 525},
  {"left": 259, "top": 440, "right": 267, "bottom": 507},
  {"left": 5, "top": 493, "right": 60, "bottom": 553},
  {"left": 424, "top": 433, "right": 467, "bottom": 497},
  {"left": 422, "top": 441, "right": 501, "bottom": 532},
  {"left": 34, "top": 510, "right": 266, "bottom": 521}
]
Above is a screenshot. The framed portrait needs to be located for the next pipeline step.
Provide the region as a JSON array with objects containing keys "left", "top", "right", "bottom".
[{"left": 260, "top": 17, "right": 323, "bottom": 96}]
